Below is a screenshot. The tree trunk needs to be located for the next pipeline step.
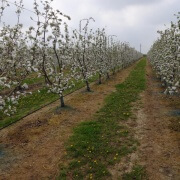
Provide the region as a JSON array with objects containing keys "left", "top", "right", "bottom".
[
  {"left": 113, "top": 68, "right": 115, "bottom": 75},
  {"left": 85, "top": 80, "right": 91, "bottom": 92},
  {"left": 60, "top": 95, "right": 65, "bottom": 107},
  {"left": 98, "top": 74, "right": 102, "bottom": 84},
  {"left": 106, "top": 72, "right": 110, "bottom": 79}
]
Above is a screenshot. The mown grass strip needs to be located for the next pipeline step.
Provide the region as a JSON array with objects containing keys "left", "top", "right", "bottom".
[
  {"left": 58, "top": 58, "right": 146, "bottom": 180},
  {"left": 0, "top": 75, "right": 98, "bottom": 128}
]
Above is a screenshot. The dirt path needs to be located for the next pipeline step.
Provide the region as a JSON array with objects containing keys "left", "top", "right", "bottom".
[
  {"left": 135, "top": 62, "right": 180, "bottom": 179},
  {"left": 0, "top": 64, "right": 136, "bottom": 180}
]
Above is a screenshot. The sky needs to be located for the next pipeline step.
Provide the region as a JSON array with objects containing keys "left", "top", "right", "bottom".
[{"left": 0, "top": 0, "right": 179, "bottom": 53}]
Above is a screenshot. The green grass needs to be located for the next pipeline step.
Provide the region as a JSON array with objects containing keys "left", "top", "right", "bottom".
[
  {"left": 22, "top": 75, "right": 44, "bottom": 85},
  {"left": 58, "top": 58, "right": 147, "bottom": 179},
  {"left": 0, "top": 88, "right": 58, "bottom": 128},
  {"left": 0, "top": 73, "right": 44, "bottom": 91},
  {"left": 0, "top": 74, "right": 98, "bottom": 128}
]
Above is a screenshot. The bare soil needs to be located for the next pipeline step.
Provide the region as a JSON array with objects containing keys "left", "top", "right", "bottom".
[
  {"left": 0, "top": 64, "right": 136, "bottom": 180},
  {"left": 135, "top": 62, "right": 180, "bottom": 180}
]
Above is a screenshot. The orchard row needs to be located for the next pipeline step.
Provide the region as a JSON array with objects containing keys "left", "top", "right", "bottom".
[
  {"left": 0, "top": 0, "right": 142, "bottom": 116},
  {"left": 148, "top": 13, "right": 180, "bottom": 95}
]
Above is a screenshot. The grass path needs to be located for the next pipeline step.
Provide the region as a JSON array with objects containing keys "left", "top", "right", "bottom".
[{"left": 58, "top": 58, "right": 146, "bottom": 179}]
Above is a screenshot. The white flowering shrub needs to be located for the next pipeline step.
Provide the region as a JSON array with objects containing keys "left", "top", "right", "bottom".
[{"left": 148, "top": 13, "right": 180, "bottom": 95}]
